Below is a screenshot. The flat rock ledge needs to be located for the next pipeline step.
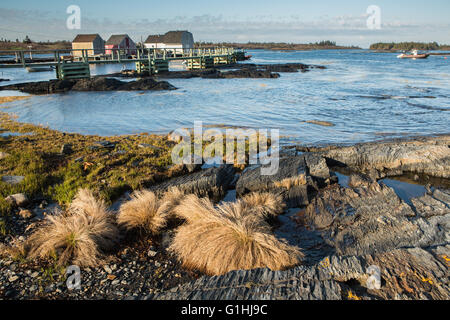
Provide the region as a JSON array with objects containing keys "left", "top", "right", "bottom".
[
  {"left": 314, "top": 135, "right": 450, "bottom": 179},
  {"left": 0, "top": 77, "right": 176, "bottom": 95},
  {"left": 148, "top": 245, "right": 449, "bottom": 300}
]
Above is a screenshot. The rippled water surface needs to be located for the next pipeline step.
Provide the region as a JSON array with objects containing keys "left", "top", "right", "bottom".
[{"left": 1, "top": 50, "right": 449, "bottom": 145}]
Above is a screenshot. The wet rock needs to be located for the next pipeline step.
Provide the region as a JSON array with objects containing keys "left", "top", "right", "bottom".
[
  {"left": 0, "top": 77, "right": 176, "bottom": 94},
  {"left": 150, "top": 165, "right": 235, "bottom": 202},
  {"left": 2, "top": 175, "right": 25, "bottom": 185},
  {"left": 320, "top": 135, "right": 450, "bottom": 179},
  {"left": 0, "top": 79, "right": 10, "bottom": 82},
  {"left": 204, "top": 69, "right": 280, "bottom": 79},
  {"left": 5, "top": 193, "right": 28, "bottom": 207}
]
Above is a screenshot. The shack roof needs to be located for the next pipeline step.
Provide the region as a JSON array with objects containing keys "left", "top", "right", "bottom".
[
  {"left": 73, "top": 34, "right": 102, "bottom": 43},
  {"left": 106, "top": 34, "right": 132, "bottom": 45},
  {"left": 145, "top": 31, "right": 191, "bottom": 44}
]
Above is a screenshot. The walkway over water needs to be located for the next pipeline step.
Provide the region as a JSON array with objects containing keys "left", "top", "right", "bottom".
[{"left": 0, "top": 47, "right": 247, "bottom": 79}]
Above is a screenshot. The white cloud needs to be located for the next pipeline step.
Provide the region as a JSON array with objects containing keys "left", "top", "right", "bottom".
[{"left": 0, "top": 8, "right": 448, "bottom": 47}]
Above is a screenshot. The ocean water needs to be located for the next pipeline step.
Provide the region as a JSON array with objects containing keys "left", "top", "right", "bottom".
[{"left": 1, "top": 49, "right": 449, "bottom": 146}]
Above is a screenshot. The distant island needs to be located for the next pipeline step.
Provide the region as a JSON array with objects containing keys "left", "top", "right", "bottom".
[
  {"left": 0, "top": 38, "right": 71, "bottom": 52},
  {"left": 370, "top": 42, "right": 450, "bottom": 51},
  {"left": 195, "top": 41, "right": 360, "bottom": 51}
]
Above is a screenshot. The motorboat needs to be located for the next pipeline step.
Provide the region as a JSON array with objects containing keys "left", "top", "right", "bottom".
[{"left": 397, "top": 50, "right": 430, "bottom": 59}]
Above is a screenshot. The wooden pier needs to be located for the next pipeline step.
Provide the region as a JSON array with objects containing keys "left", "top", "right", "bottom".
[{"left": 0, "top": 47, "right": 246, "bottom": 80}]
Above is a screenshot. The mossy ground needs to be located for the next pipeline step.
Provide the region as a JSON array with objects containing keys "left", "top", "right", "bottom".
[{"left": 0, "top": 111, "right": 180, "bottom": 219}]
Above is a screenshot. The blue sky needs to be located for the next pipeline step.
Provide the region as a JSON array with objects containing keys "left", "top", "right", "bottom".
[{"left": 0, "top": 0, "right": 449, "bottom": 47}]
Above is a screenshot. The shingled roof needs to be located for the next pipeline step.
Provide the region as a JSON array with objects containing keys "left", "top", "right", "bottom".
[
  {"left": 106, "top": 34, "right": 132, "bottom": 46},
  {"left": 145, "top": 31, "right": 191, "bottom": 44},
  {"left": 145, "top": 35, "right": 164, "bottom": 43},
  {"left": 73, "top": 34, "right": 102, "bottom": 43}
]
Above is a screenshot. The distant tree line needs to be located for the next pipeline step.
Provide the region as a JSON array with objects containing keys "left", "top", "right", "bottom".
[{"left": 370, "top": 42, "right": 449, "bottom": 51}]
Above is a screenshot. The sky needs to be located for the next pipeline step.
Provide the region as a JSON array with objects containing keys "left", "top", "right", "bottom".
[{"left": 0, "top": 0, "right": 449, "bottom": 48}]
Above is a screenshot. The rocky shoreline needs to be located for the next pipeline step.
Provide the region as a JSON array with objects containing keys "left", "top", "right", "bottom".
[
  {"left": 0, "top": 62, "right": 324, "bottom": 95},
  {"left": 0, "top": 130, "right": 448, "bottom": 300},
  {"left": 0, "top": 77, "right": 176, "bottom": 95}
]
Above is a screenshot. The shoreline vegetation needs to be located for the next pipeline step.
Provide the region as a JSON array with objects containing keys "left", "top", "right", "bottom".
[
  {"left": 0, "top": 103, "right": 449, "bottom": 299},
  {"left": 370, "top": 41, "right": 450, "bottom": 51}
]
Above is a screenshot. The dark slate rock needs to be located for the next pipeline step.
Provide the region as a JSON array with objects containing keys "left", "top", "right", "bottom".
[
  {"left": 236, "top": 156, "right": 316, "bottom": 208},
  {"left": 150, "top": 165, "right": 235, "bottom": 202},
  {"left": 0, "top": 77, "right": 176, "bottom": 94}
]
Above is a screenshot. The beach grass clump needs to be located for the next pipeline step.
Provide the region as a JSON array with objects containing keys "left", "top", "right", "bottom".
[
  {"left": 273, "top": 175, "right": 307, "bottom": 190},
  {"left": 24, "top": 189, "right": 119, "bottom": 267},
  {"left": 118, "top": 187, "right": 186, "bottom": 234},
  {"left": 118, "top": 190, "right": 166, "bottom": 234},
  {"left": 241, "top": 192, "right": 285, "bottom": 218},
  {"left": 169, "top": 194, "right": 302, "bottom": 276}
]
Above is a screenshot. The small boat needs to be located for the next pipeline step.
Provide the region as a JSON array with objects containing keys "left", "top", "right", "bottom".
[
  {"left": 26, "top": 66, "right": 55, "bottom": 72},
  {"left": 397, "top": 50, "right": 430, "bottom": 59}
]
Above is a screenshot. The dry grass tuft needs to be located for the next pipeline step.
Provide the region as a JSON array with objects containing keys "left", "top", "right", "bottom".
[
  {"left": 170, "top": 194, "right": 302, "bottom": 276},
  {"left": 24, "top": 189, "right": 119, "bottom": 267},
  {"left": 118, "top": 190, "right": 167, "bottom": 234},
  {"left": 241, "top": 192, "right": 286, "bottom": 218},
  {"left": 273, "top": 175, "right": 307, "bottom": 190},
  {"left": 171, "top": 193, "right": 218, "bottom": 224},
  {"left": 158, "top": 187, "right": 186, "bottom": 217}
]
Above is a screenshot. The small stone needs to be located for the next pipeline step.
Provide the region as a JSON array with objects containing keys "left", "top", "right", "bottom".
[
  {"left": 60, "top": 144, "right": 73, "bottom": 155},
  {"left": 103, "top": 265, "right": 112, "bottom": 274},
  {"left": 18, "top": 209, "right": 33, "bottom": 219},
  {"left": 147, "top": 250, "right": 157, "bottom": 257},
  {"left": 74, "top": 157, "right": 84, "bottom": 163},
  {"left": 0, "top": 152, "right": 10, "bottom": 159},
  {"left": 2, "top": 176, "right": 25, "bottom": 185},
  {"left": 112, "top": 280, "right": 120, "bottom": 285},
  {"left": 5, "top": 193, "right": 28, "bottom": 207},
  {"left": 107, "top": 274, "right": 116, "bottom": 281},
  {"left": 30, "top": 271, "right": 39, "bottom": 278},
  {"left": 154, "top": 261, "right": 161, "bottom": 268},
  {"left": 9, "top": 275, "right": 19, "bottom": 282}
]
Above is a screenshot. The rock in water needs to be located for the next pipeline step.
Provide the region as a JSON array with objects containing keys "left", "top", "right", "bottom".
[{"left": 0, "top": 77, "right": 176, "bottom": 94}]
